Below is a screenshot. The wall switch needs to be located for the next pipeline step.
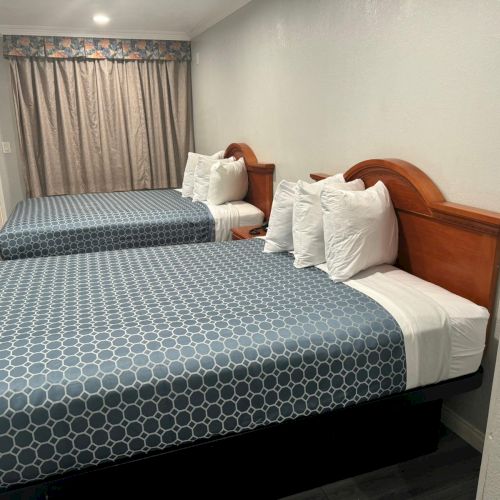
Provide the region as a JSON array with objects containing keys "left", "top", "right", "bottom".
[
  {"left": 195, "top": 52, "right": 200, "bottom": 65},
  {"left": 1, "top": 142, "right": 11, "bottom": 154}
]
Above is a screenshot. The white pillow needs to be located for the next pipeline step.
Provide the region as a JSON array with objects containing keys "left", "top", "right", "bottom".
[
  {"left": 330, "top": 173, "right": 346, "bottom": 183},
  {"left": 293, "top": 177, "right": 365, "bottom": 268},
  {"left": 182, "top": 150, "right": 225, "bottom": 198},
  {"left": 263, "top": 180, "right": 297, "bottom": 253},
  {"left": 321, "top": 181, "right": 398, "bottom": 282},
  {"left": 207, "top": 158, "right": 248, "bottom": 205},
  {"left": 192, "top": 155, "right": 234, "bottom": 202}
]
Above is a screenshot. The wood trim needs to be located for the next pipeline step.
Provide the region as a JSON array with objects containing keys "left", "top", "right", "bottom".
[
  {"left": 311, "top": 159, "right": 500, "bottom": 321},
  {"left": 441, "top": 404, "right": 485, "bottom": 452},
  {"left": 224, "top": 143, "right": 275, "bottom": 221},
  {"left": 431, "top": 202, "right": 500, "bottom": 235},
  {"left": 309, "top": 172, "right": 332, "bottom": 182}
]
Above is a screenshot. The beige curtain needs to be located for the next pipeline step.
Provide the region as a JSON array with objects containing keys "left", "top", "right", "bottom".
[
  {"left": 10, "top": 58, "right": 193, "bottom": 197},
  {"left": 0, "top": 180, "right": 6, "bottom": 227}
]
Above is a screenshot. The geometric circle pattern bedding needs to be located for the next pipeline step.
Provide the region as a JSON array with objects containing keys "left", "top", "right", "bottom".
[
  {"left": 0, "top": 189, "right": 214, "bottom": 260},
  {"left": 0, "top": 239, "right": 406, "bottom": 488}
]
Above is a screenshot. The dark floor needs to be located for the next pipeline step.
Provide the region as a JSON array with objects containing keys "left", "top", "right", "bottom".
[{"left": 281, "top": 427, "right": 481, "bottom": 500}]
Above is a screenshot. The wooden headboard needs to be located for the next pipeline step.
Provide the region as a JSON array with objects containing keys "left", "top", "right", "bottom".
[
  {"left": 311, "top": 159, "right": 500, "bottom": 315},
  {"left": 224, "top": 143, "right": 275, "bottom": 221}
]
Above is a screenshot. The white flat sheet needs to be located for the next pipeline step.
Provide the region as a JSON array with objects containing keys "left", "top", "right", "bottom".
[
  {"left": 316, "top": 263, "right": 489, "bottom": 389},
  {"left": 206, "top": 200, "right": 264, "bottom": 241},
  {"left": 174, "top": 189, "right": 264, "bottom": 241}
]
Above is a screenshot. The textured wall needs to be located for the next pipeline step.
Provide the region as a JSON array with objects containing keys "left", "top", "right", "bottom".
[
  {"left": 192, "top": 0, "right": 500, "bottom": 438},
  {"left": 0, "top": 57, "right": 24, "bottom": 219}
]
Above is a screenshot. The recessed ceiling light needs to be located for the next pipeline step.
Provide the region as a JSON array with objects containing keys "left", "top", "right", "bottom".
[{"left": 93, "top": 14, "right": 110, "bottom": 25}]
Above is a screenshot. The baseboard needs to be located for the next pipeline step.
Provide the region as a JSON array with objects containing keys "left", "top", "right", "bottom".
[{"left": 441, "top": 405, "right": 485, "bottom": 452}]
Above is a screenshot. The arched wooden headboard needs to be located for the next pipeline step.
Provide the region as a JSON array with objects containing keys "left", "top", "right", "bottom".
[
  {"left": 224, "top": 143, "right": 275, "bottom": 221},
  {"left": 311, "top": 159, "right": 500, "bottom": 315}
]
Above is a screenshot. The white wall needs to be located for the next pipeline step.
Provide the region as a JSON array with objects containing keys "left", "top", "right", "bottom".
[
  {"left": 192, "top": 0, "right": 500, "bottom": 442},
  {"left": 0, "top": 57, "right": 24, "bottom": 220}
]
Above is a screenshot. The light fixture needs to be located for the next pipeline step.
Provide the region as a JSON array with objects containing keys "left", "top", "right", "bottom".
[{"left": 93, "top": 14, "right": 110, "bottom": 25}]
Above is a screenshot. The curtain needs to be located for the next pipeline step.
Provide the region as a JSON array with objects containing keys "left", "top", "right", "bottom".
[
  {"left": 10, "top": 58, "right": 193, "bottom": 197},
  {"left": 0, "top": 182, "right": 6, "bottom": 227}
]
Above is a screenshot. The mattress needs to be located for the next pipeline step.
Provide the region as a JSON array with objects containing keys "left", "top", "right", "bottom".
[
  {"left": 0, "top": 189, "right": 262, "bottom": 260},
  {"left": 0, "top": 239, "right": 487, "bottom": 489},
  {"left": 353, "top": 265, "right": 488, "bottom": 382},
  {"left": 172, "top": 189, "right": 264, "bottom": 241},
  {"left": 256, "top": 234, "right": 489, "bottom": 385},
  {"left": 0, "top": 239, "right": 407, "bottom": 488},
  {"left": 206, "top": 200, "right": 264, "bottom": 241},
  {"left": 316, "top": 263, "right": 489, "bottom": 387}
]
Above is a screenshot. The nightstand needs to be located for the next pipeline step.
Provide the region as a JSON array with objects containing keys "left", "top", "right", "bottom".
[{"left": 231, "top": 225, "right": 267, "bottom": 240}]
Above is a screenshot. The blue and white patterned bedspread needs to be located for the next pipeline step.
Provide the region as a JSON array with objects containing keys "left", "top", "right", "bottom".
[
  {"left": 0, "top": 239, "right": 406, "bottom": 489},
  {"left": 0, "top": 189, "right": 215, "bottom": 260}
]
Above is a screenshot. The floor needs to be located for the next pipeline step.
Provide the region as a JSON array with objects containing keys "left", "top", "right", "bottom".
[{"left": 281, "top": 427, "right": 481, "bottom": 500}]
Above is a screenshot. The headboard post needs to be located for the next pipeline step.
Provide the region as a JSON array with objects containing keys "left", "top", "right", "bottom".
[
  {"left": 224, "top": 143, "right": 275, "bottom": 221},
  {"left": 310, "top": 160, "right": 500, "bottom": 318}
]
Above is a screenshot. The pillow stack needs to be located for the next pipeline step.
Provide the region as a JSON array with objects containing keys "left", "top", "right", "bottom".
[
  {"left": 263, "top": 180, "right": 297, "bottom": 253},
  {"left": 182, "top": 151, "right": 224, "bottom": 198},
  {"left": 264, "top": 173, "right": 398, "bottom": 281},
  {"left": 263, "top": 173, "right": 353, "bottom": 256},
  {"left": 321, "top": 180, "right": 398, "bottom": 281},
  {"left": 293, "top": 176, "right": 365, "bottom": 268},
  {"left": 207, "top": 158, "right": 248, "bottom": 205},
  {"left": 182, "top": 150, "right": 249, "bottom": 205}
]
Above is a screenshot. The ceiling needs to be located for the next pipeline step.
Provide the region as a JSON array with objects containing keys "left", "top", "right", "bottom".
[{"left": 0, "top": 0, "right": 252, "bottom": 40}]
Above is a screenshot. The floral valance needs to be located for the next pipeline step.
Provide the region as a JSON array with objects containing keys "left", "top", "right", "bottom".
[{"left": 3, "top": 35, "right": 191, "bottom": 62}]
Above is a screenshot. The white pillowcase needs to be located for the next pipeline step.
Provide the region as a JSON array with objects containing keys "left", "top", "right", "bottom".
[
  {"left": 330, "top": 173, "right": 346, "bottom": 183},
  {"left": 192, "top": 156, "right": 234, "bottom": 202},
  {"left": 207, "top": 157, "right": 248, "bottom": 205},
  {"left": 293, "top": 177, "right": 365, "bottom": 268},
  {"left": 321, "top": 181, "right": 398, "bottom": 282},
  {"left": 182, "top": 150, "right": 225, "bottom": 198},
  {"left": 263, "top": 180, "right": 297, "bottom": 253}
]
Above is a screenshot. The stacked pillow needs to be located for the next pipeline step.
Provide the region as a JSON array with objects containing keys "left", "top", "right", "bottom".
[
  {"left": 264, "top": 173, "right": 398, "bottom": 281},
  {"left": 182, "top": 151, "right": 225, "bottom": 198},
  {"left": 182, "top": 150, "right": 249, "bottom": 205},
  {"left": 321, "top": 181, "right": 398, "bottom": 281},
  {"left": 263, "top": 173, "right": 346, "bottom": 254},
  {"left": 263, "top": 180, "right": 298, "bottom": 253},
  {"left": 207, "top": 158, "right": 248, "bottom": 205},
  {"left": 293, "top": 177, "right": 365, "bottom": 268}
]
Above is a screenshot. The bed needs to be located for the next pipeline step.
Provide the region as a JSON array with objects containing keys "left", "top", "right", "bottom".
[
  {"left": 0, "top": 159, "right": 499, "bottom": 499},
  {"left": 0, "top": 143, "right": 274, "bottom": 260}
]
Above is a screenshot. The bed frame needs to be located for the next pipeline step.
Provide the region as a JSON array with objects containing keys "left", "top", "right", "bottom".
[
  {"left": 3, "top": 159, "right": 499, "bottom": 500},
  {"left": 224, "top": 143, "right": 275, "bottom": 221}
]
